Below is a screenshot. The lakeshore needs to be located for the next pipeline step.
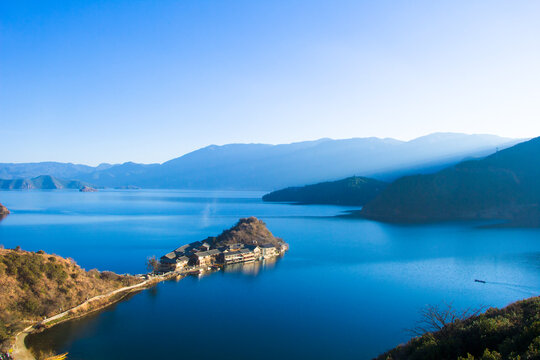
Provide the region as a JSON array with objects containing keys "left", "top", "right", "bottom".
[
  {"left": 6, "top": 217, "right": 289, "bottom": 360},
  {"left": 10, "top": 272, "right": 174, "bottom": 360},
  {"left": 2, "top": 190, "right": 539, "bottom": 359},
  {"left": 15, "top": 256, "right": 286, "bottom": 360}
]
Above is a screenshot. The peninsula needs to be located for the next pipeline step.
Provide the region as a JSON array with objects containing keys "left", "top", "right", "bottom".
[
  {"left": 262, "top": 176, "right": 387, "bottom": 206},
  {"left": 360, "top": 136, "right": 540, "bottom": 226},
  {"left": 0, "top": 218, "right": 287, "bottom": 359},
  {"left": 159, "top": 217, "right": 288, "bottom": 272}
]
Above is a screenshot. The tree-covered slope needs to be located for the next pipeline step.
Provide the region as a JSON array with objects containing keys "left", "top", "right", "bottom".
[
  {"left": 361, "top": 137, "right": 540, "bottom": 226},
  {"left": 262, "top": 176, "right": 388, "bottom": 206},
  {"left": 376, "top": 296, "right": 540, "bottom": 360}
]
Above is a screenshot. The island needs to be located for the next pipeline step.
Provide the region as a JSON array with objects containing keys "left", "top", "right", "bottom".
[
  {"left": 79, "top": 186, "right": 98, "bottom": 192},
  {"left": 159, "top": 217, "right": 288, "bottom": 273},
  {"left": 262, "top": 176, "right": 388, "bottom": 206}
]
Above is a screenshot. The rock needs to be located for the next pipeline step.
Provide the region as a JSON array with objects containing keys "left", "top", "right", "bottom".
[{"left": 0, "top": 202, "right": 9, "bottom": 220}]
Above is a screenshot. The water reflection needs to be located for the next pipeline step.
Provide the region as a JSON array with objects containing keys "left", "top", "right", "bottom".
[{"left": 221, "top": 256, "right": 280, "bottom": 276}]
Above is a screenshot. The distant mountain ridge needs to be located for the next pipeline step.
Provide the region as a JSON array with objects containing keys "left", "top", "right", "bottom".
[
  {"left": 361, "top": 136, "right": 540, "bottom": 226},
  {"left": 0, "top": 175, "right": 93, "bottom": 190},
  {"left": 0, "top": 133, "right": 524, "bottom": 190},
  {"left": 262, "top": 176, "right": 387, "bottom": 206}
]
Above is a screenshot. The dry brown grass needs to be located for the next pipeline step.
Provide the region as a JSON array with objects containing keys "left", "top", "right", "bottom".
[
  {"left": 209, "top": 217, "right": 286, "bottom": 247},
  {"left": 0, "top": 248, "right": 143, "bottom": 349}
]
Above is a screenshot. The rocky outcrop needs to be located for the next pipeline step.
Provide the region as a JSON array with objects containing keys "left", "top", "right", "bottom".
[{"left": 0, "top": 202, "right": 9, "bottom": 219}]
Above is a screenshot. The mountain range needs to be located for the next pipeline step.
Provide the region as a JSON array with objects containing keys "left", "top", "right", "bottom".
[
  {"left": 0, "top": 133, "right": 523, "bottom": 190},
  {"left": 0, "top": 175, "right": 92, "bottom": 190},
  {"left": 361, "top": 136, "right": 540, "bottom": 226}
]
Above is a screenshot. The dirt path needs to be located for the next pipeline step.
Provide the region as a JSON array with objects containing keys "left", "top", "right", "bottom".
[{"left": 11, "top": 274, "right": 171, "bottom": 360}]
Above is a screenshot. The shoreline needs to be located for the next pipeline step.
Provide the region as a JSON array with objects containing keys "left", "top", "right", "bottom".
[
  {"left": 10, "top": 255, "right": 286, "bottom": 359},
  {"left": 11, "top": 272, "right": 176, "bottom": 360}
]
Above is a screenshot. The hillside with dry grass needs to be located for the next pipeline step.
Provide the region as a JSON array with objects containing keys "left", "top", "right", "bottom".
[
  {"left": 206, "top": 217, "right": 286, "bottom": 248},
  {"left": 0, "top": 248, "right": 142, "bottom": 350}
]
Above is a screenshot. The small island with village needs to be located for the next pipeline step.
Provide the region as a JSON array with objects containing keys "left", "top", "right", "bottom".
[{"left": 157, "top": 217, "right": 288, "bottom": 274}]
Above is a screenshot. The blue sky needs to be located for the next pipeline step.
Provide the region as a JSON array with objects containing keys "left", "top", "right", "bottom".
[{"left": 1, "top": 0, "right": 539, "bottom": 165}]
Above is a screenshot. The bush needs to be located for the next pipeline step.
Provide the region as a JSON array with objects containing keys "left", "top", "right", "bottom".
[{"left": 378, "top": 297, "right": 540, "bottom": 360}]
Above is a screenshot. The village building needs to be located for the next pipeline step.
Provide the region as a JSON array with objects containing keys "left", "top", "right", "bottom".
[
  {"left": 219, "top": 251, "right": 244, "bottom": 265},
  {"left": 199, "top": 242, "right": 212, "bottom": 251},
  {"left": 229, "top": 243, "right": 244, "bottom": 251},
  {"left": 260, "top": 244, "right": 278, "bottom": 258},
  {"left": 238, "top": 248, "right": 257, "bottom": 262},
  {"left": 159, "top": 252, "right": 190, "bottom": 272},
  {"left": 190, "top": 249, "right": 221, "bottom": 267},
  {"left": 160, "top": 237, "right": 286, "bottom": 273}
]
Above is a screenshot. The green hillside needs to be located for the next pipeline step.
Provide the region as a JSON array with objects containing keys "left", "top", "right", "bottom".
[
  {"left": 262, "top": 176, "right": 388, "bottom": 206},
  {"left": 361, "top": 137, "right": 540, "bottom": 226},
  {"left": 376, "top": 296, "right": 540, "bottom": 360}
]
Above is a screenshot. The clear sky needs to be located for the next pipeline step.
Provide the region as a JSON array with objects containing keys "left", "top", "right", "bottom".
[{"left": 1, "top": 0, "right": 539, "bottom": 165}]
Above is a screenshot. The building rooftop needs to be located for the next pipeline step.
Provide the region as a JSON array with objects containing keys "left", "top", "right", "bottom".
[{"left": 195, "top": 249, "right": 221, "bottom": 258}]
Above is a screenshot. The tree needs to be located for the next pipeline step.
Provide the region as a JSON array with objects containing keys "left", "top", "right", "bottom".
[
  {"left": 145, "top": 256, "right": 159, "bottom": 273},
  {"left": 407, "top": 302, "right": 487, "bottom": 336}
]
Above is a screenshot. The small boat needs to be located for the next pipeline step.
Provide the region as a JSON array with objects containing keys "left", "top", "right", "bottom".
[{"left": 474, "top": 279, "right": 486, "bottom": 283}]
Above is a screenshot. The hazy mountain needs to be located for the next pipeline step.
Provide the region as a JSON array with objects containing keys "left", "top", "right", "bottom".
[
  {"left": 0, "top": 162, "right": 112, "bottom": 180},
  {"left": 262, "top": 176, "right": 388, "bottom": 206},
  {"left": 0, "top": 133, "right": 524, "bottom": 190},
  {"left": 361, "top": 136, "right": 540, "bottom": 226},
  {"left": 0, "top": 175, "right": 93, "bottom": 190},
  {"left": 78, "top": 162, "right": 159, "bottom": 188}
]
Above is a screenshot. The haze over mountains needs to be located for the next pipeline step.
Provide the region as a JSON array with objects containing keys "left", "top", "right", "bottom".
[
  {"left": 0, "top": 133, "right": 523, "bottom": 190},
  {"left": 0, "top": 175, "right": 92, "bottom": 190},
  {"left": 361, "top": 136, "right": 540, "bottom": 226}
]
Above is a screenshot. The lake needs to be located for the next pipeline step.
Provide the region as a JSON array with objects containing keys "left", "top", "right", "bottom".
[{"left": 1, "top": 190, "right": 539, "bottom": 359}]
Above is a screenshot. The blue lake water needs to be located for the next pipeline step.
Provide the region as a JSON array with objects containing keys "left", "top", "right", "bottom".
[{"left": 0, "top": 190, "right": 539, "bottom": 359}]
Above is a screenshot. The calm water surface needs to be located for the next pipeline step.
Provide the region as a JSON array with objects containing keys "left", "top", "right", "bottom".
[{"left": 0, "top": 190, "right": 539, "bottom": 359}]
